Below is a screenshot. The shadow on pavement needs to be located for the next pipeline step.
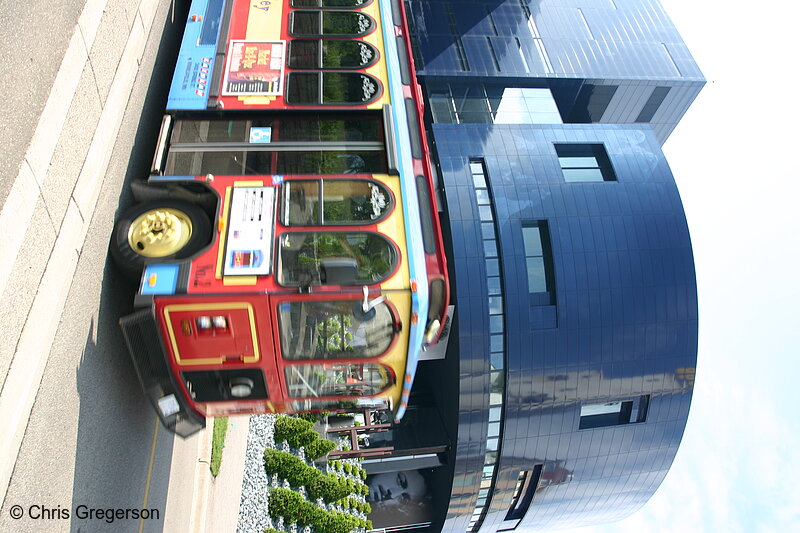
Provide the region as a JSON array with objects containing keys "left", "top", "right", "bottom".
[{"left": 69, "top": 2, "right": 190, "bottom": 531}]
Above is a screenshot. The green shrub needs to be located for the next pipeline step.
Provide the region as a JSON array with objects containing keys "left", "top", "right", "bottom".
[
  {"left": 297, "top": 413, "right": 319, "bottom": 423},
  {"left": 274, "top": 416, "right": 314, "bottom": 443},
  {"left": 268, "top": 488, "right": 306, "bottom": 522},
  {"left": 306, "top": 437, "right": 337, "bottom": 460},
  {"left": 289, "top": 429, "right": 318, "bottom": 449},
  {"left": 308, "top": 473, "right": 351, "bottom": 502},
  {"left": 269, "top": 489, "right": 370, "bottom": 533},
  {"left": 359, "top": 468, "right": 367, "bottom": 481},
  {"left": 263, "top": 449, "right": 321, "bottom": 487}
]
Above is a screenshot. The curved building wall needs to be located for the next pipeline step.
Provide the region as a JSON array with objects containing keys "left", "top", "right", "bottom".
[{"left": 435, "top": 123, "right": 698, "bottom": 532}]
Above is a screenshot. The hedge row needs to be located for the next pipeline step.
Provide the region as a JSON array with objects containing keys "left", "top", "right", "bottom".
[
  {"left": 329, "top": 460, "right": 368, "bottom": 481},
  {"left": 339, "top": 497, "right": 371, "bottom": 515},
  {"left": 264, "top": 449, "right": 319, "bottom": 487},
  {"left": 273, "top": 417, "right": 336, "bottom": 460},
  {"left": 268, "top": 488, "right": 372, "bottom": 533},
  {"left": 264, "top": 450, "right": 367, "bottom": 502}
]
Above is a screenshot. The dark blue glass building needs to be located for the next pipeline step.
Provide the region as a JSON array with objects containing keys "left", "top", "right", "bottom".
[{"left": 362, "top": 1, "right": 702, "bottom": 532}]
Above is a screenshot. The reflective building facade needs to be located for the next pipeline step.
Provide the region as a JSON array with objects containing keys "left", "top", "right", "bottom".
[{"left": 362, "top": 1, "right": 701, "bottom": 532}]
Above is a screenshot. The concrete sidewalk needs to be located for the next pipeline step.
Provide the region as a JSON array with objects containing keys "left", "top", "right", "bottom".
[
  {"left": 0, "top": 0, "right": 167, "bottom": 507},
  {"left": 183, "top": 416, "right": 250, "bottom": 533}
]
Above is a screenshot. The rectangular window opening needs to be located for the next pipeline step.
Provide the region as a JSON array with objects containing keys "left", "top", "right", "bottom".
[
  {"left": 521, "top": 221, "right": 555, "bottom": 295},
  {"left": 504, "top": 465, "right": 543, "bottom": 521},
  {"left": 579, "top": 395, "right": 651, "bottom": 429},
  {"left": 555, "top": 144, "right": 616, "bottom": 182}
]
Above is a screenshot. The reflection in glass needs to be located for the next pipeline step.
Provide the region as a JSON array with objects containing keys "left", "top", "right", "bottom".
[
  {"left": 282, "top": 179, "right": 391, "bottom": 226},
  {"left": 288, "top": 39, "right": 378, "bottom": 69},
  {"left": 287, "top": 72, "right": 381, "bottom": 104},
  {"left": 167, "top": 150, "right": 386, "bottom": 176},
  {"left": 284, "top": 362, "right": 393, "bottom": 398},
  {"left": 278, "top": 299, "right": 394, "bottom": 360},
  {"left": 291, "top": 11, "right": 375, "bottom": 37},
  {"left": 278, "top": 232, "right": 397, "bottom": 286}
]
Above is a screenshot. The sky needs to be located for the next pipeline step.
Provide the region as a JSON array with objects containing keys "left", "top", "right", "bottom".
[{"left": 555, "top": 1, "right": 800, "bottom": 532}]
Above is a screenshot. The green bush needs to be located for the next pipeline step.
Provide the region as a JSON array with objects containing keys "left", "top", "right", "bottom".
[
  {"left": 269, "top": 488, "right": 371, "bottom": 533},
  {"left": 308, "top": 473, "right": 352, "bottom": 502},
  {"left": 274, "top": 416, "right": 314, "bottom": 443},
  {"left": 359, "top": 468, "right": 367, "bottom": 481},
  {"left": 263, "top": 449, "right": 321, "bottom": 487},
  {"left": 297, "top": 413, "right": 319, "bottom": 423},
  {"left": 268, "top": 488, "right": 306, "bottom": 522},
  {"left": 305, "top": 437, "right": 336, "bottom": 460},
  {"left": 289, "top": 429, "right": 319, "bottom": 449}
]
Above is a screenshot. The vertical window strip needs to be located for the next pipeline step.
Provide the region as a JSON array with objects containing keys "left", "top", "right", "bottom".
[
  {"left": 487, "top": 37, "right": 501, "bottom": 72},
  {"left": 445, "top": 4, "right": 471, "bottom": 71},
  {"left": 534, "top": 39, "right": 554, "bottom": 74},
  {"left": 577, "top": 9, "right": 595, "bottom": 40},
  {"left": 487, "top": 7, "right": 499, "bottom": 35},
  {"left": 515, "top": 38, "right": 530, "bottom": 73},
  {"left": 520, "top": 0, "right": 541, "bottom": 38},
  {"left": 467, "top": 158, "right": 506, "bottom": 533},
  {"left": 403, "top": 0, "right": 426, "bottom": 69}
]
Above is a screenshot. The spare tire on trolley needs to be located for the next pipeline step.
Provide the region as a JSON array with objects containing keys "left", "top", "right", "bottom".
[{"left": 110, "top": 200, "right": 212, "bottom": 279}]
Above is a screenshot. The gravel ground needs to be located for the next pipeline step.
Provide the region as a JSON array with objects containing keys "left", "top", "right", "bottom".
[
  {"left": 237, "top": 414, "right": 276, "bottom": 533},
  {"left": 236, "top": 415, "right": 370, "bottom": 533}
]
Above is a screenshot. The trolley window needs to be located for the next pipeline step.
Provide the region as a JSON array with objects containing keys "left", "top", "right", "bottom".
[
  {"left": 278, "top": 231, "right": 397, "bottom": 286},
  {"left": 284, "top": 363, "right": 393, "bottom": 398},
  {"left": 286, "top": 72, "right": 381, "bottom": 105},
  {"left": 288, "top": 40, "right": 378, "bottom": 69},
  {"left": 290, "top": 11, "right": 376, "bottom": 37},
  {"left": 282, "top": 179, "right": 392, "bottom": 226},
  {"left": 278, "top": 299, "right": 395, "bottom": 360}
]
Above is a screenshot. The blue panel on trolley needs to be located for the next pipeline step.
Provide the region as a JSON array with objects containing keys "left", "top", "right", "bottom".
[
  {"left": 140, "top": 264, "right": 180, "bottom": 295},
  {"left": 167, "top": 0, "right": 225, "bottom": 110}
]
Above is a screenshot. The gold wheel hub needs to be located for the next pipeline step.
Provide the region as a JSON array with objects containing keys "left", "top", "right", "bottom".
[{"left": 128, "top": 208, "right": 193, "bottom": 258}]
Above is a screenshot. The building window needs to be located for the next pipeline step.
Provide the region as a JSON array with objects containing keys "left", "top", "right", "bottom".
[
  {"left": 521, "top": 222, "right": 554, "bottom": 296},
  {"left": 555, "top": 144, "right": 616, "bottom": 182},
  {"left": 503, "top": 465, "right": 542, "bottom": 523},
  {"left": 428, "top": 84, "right": 562, "bottom": 125},
  {"left": 579, "top": 395, "right": 651, "bottom": 430},
  {"left": 636, "top": 86, "right": 671, "bottom": 123},
  {"left": 467, "top": 158, "right": 507, "bottom": 533}
]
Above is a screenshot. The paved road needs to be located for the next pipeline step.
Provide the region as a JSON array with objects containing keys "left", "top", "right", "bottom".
[
  {"left": 0, "top": 0, "right": 85, "bottom": 206},
  {"left": 0, "top": 0, "right": 213, "bottom": 531}
]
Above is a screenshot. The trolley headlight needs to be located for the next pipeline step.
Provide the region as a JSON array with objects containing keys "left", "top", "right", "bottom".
[
  {"left": 196, "top": 316, "right": 212, "bottom": 330},
  {"left": 229, "top": 377, "right": 254, "bottom": 398},
  {"left": 424, "top": 319, "right": 441, "bottom": 345},
  {"left": 212, "top": 316, "right": 228, "bottom": 329}
]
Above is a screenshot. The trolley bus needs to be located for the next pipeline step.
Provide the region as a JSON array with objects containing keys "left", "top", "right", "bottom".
[{"left": 113, "top": 0, "right": 449, "bottom": 436}]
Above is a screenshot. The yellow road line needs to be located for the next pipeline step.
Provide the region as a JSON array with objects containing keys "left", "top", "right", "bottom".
[{"left": 139, "top": 418, "right": 160, "bottom": 533}]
